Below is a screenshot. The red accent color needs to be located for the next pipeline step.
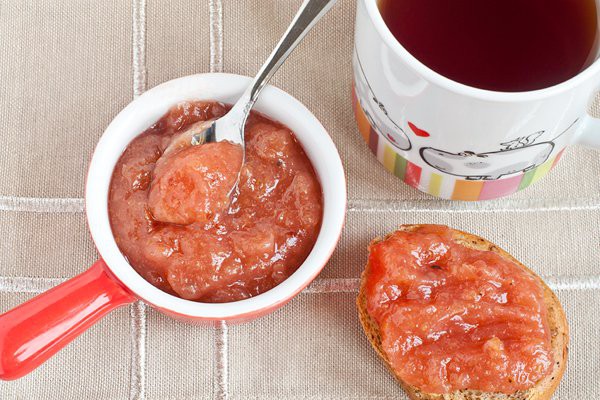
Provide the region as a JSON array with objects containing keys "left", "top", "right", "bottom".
[
  {"left": 552, "top": 148, "right": 566, "bottom": 168},
  {"left": 0, "top": 260, "right": 135, "bottom": 380},
  {"left": 369, "top": 127, "right": 379, "bottom": 154},
  {"left": 479, "top": 174, "right": 524, "bottom": 200},
  {"left": 404, "top": 162, "right": 422, "bottom": 189},
  {"left": 408, "top": 122, "right": 430, "bottom": 137}
]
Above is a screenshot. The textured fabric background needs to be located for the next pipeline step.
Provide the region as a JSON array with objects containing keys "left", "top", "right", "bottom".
[{"left": 0, "top": 0, "right": 599, "bottom": 399}]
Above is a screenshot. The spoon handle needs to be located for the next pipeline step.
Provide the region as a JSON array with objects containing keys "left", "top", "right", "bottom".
[{"left": 228, "top": 0, "right": 338, "bottom": 123}]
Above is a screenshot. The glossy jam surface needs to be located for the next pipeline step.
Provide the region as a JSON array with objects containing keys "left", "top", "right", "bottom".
[
  {"left": 365, "top": 225, "right": 552, "bottom": 394},
  {"left": 109, "top": 101, "right": 323, "bottom": 303},
  {"left": 148, "top": 141, "right": 243, "bottom": 225}
]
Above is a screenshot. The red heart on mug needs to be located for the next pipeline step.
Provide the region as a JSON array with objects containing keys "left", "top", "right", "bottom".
[{"left": 408, "top": 122, "right": 430, "bottom": 137}]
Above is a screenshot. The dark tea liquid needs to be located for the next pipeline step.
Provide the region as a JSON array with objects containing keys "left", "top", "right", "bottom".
[{"left": 379, "top": 0, "right": 599, "bottom": 92}]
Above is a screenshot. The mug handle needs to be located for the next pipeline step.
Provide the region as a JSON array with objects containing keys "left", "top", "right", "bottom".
[
  {"left": 577, "top": 112, "right": 600, "bottom": 149},
  {"left": 0, "top": 259, "right": 135, "bottom": 380}
]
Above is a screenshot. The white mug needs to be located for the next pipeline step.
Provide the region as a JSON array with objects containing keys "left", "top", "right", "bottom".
[{"left": 353, "top": 0, "right": 600, "bottom": 200}]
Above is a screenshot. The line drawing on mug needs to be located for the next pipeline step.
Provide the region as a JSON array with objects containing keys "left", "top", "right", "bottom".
[
  {"left": 353, "top": 48, "right": 412, "bottom": 151},
  {"left": 500, "top": 131, "right": 545, "bottom": 150},
  {"left": 419, "top": 118, "right": 579, "bottom": 180}
]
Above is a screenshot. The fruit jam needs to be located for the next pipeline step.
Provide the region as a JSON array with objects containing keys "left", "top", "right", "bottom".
[
  {"left": 365, "top": 225, "right": 553, "bottom": 394},
  {"left": 109, "top": 101, "right": 323, "bottom": 303}
]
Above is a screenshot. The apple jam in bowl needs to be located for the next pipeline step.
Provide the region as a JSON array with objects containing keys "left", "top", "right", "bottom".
[
  {"left": 84, "top": 73, "right": 346, "bottom": 322},
  {"left": 0, "top": 74, "right": 345, "bottom": 382},
  {"left": 109, "top": 100, "right": 324, "bottom": 303}
]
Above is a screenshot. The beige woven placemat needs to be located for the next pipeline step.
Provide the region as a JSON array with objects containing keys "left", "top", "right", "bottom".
[{"left": 0, "top": 1, "right": 599, "bottom": 399}]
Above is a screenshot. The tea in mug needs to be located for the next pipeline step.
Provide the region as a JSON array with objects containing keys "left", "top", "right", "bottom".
[{"left": 378, "top": 0, "right": 599, "bottom": 92}]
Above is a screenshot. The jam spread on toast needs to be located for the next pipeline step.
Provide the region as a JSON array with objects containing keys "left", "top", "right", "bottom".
[{"left": 365, "top": 225, "right": 552, "bottom": 394}]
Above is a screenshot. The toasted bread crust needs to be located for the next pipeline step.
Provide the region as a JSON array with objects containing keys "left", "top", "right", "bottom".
[{"left": 357, "top": 225, "right": 569, "bottom": 400}]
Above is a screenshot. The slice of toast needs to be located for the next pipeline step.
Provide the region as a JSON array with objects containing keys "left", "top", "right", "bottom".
[{"left": 357, "top": 225, "right": 569, "bottom": 400}]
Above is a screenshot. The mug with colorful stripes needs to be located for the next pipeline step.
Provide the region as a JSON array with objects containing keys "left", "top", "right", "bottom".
[{"left": 353, "top": 0, "right": 600, "bottom": 201}]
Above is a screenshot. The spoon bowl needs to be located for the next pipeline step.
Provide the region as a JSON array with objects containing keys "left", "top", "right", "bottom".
[
  {"left": 162, "top": 119, "right": 215, "bottom": 157},
  {"left": 160, "top": 0, "right": 338, "bottom": 194}
]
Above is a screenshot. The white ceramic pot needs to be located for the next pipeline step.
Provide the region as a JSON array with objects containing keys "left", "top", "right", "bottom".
[{"left": 0, "top": 73, "right": 346, "bottom": 380}]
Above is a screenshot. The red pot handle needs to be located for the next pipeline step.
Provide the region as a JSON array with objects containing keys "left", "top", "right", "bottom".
[{"left": 0, "top": 260, "right": 135, "bottom": 380}]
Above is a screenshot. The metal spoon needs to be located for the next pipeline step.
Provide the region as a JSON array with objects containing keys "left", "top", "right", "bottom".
[{"left": 163, "top": 0, "right": 338, "bottom": 166}]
